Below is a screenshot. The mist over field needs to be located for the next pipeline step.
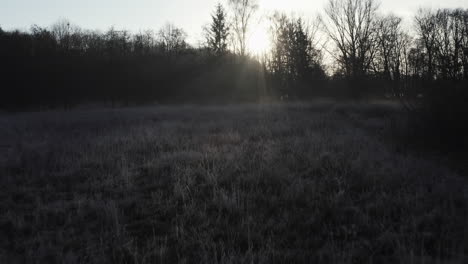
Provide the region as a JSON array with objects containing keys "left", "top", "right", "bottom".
[{"left": 1, "top": 0, "right": 468, "bottom": 263}]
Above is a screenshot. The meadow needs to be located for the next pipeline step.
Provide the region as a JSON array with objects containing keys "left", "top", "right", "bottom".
[{"left": 0, "top": 102, "right": 466, "bottom": 263}]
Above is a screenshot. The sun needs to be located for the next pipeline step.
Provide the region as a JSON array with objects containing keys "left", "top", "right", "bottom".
[{"left": 247, "top": 19, "right": 271, "bottom": 55}]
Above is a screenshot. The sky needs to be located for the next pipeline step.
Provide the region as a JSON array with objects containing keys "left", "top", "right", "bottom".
[{"left": 1, "top": 0, "right": 468, "bottom": 45}]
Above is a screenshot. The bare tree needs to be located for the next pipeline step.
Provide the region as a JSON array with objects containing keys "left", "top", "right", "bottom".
[
  {"left": 133, "top": 30, "right": 155, "bottom": 56},
  {"left": 51, "top": 19, "right": 74, "bottom": 50},
  {"left": 322, "top": 0, "right": 380, "bottom": 80},
  {"left": 414, "top": 8, "right": 468, "bottom": 80},
  {"left": 414, "top": 8, "right": 438, "bottom": 80},
  {"left": 105, "top": 27, "right": 131, "bottom": 56},
  {"left": 373, "top": 15, "right": 416, "bottom": 106},
  {"left": 433, "top": 9, "right": 468, "bottom": 79},
  {"left": 374, "top": 14, "right": 407, "bottom": 80},
  {"left": 228, "top": 0, "right": 258, "bottom": 56},
  {"left": 462, "top": 10, "right": 468, "bottom": 79},
  {"left": 158, "top": 23, "right": 187, "bottom": 55}
]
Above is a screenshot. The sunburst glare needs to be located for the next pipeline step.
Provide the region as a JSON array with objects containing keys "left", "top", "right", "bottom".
[{"left": 247, "top": 18, "right": 271, "bottom": 55}]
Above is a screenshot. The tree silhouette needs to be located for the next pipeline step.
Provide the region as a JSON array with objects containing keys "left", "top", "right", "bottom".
[
  {"left": 268, "top": 13, "right": 325, "bottom": 94},
  {"left": 322, "top": 0, "right": 379, "bottom": 81},
  {"left": 158, "top": 23, "right": 187, "bottom": 56},
  {"left": 374, "top": 15, "right": 404, "bottom": 81},
  {"left": 414, "top": 9, "right": 438, "bottom": 80},
  {"left": 228, "top": 0, "right": 258, "bottom": 56},
  {"left": 413, "top": 8, "right": 468, "bottom": 81},
  {"left": 207, "top": 3, "right": 230, "bottom": 56},
  {"left": 1, "top": 5, "right": 467, "bottom": 110}
]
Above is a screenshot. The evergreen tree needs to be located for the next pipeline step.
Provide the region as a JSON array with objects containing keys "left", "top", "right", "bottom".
[
  {"left": 208, "top": 3, "right": 230, "bottom": 56},
  {"left": 270, "top": 15, "right": 325, "bottom": 93}
]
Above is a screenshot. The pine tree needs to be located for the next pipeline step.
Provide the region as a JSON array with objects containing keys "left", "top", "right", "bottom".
[
  {"left": 292, "top": 19, "right": 313, "bottom": 81},
  {"left": 270, "top": 15, "right": 325, "bottom": 92},
  {"left": 208, "top": 3, "right": 230, "bottom": 56}
]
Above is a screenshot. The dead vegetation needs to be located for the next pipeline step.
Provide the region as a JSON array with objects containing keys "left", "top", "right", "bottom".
[{"left": 0, "top": 103, "right": 466, "bottom": 263}]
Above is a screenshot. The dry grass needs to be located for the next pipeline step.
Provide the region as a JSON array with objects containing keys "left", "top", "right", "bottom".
[{"left": 0, "top": 102, "right": 466, "bottom": 263}]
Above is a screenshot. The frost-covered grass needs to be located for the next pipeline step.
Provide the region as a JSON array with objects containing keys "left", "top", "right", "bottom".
[{"left": 0, "top": 102, "right": 466, "bottom": 263}]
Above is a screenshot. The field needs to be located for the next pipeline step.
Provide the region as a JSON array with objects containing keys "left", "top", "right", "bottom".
[{"left": 0, "top": 102, "right": 466, "bottom": 263}]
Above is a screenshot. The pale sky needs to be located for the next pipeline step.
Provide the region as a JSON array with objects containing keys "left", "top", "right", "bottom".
[{"left": 1, "top": 0, "right": 468, "bottom": 44}]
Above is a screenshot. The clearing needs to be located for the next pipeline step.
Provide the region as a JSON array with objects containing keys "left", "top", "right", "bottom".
[{"left": 0, "top": 102, "right": 466, "bottom": 263}]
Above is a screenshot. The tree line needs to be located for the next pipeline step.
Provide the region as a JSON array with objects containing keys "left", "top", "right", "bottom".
[
  {"left": 0, "top": 18, "right": 263, "bottom": 109},
  {"left": 1, "top": 0, "right": 467, "bottom": 109}
]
